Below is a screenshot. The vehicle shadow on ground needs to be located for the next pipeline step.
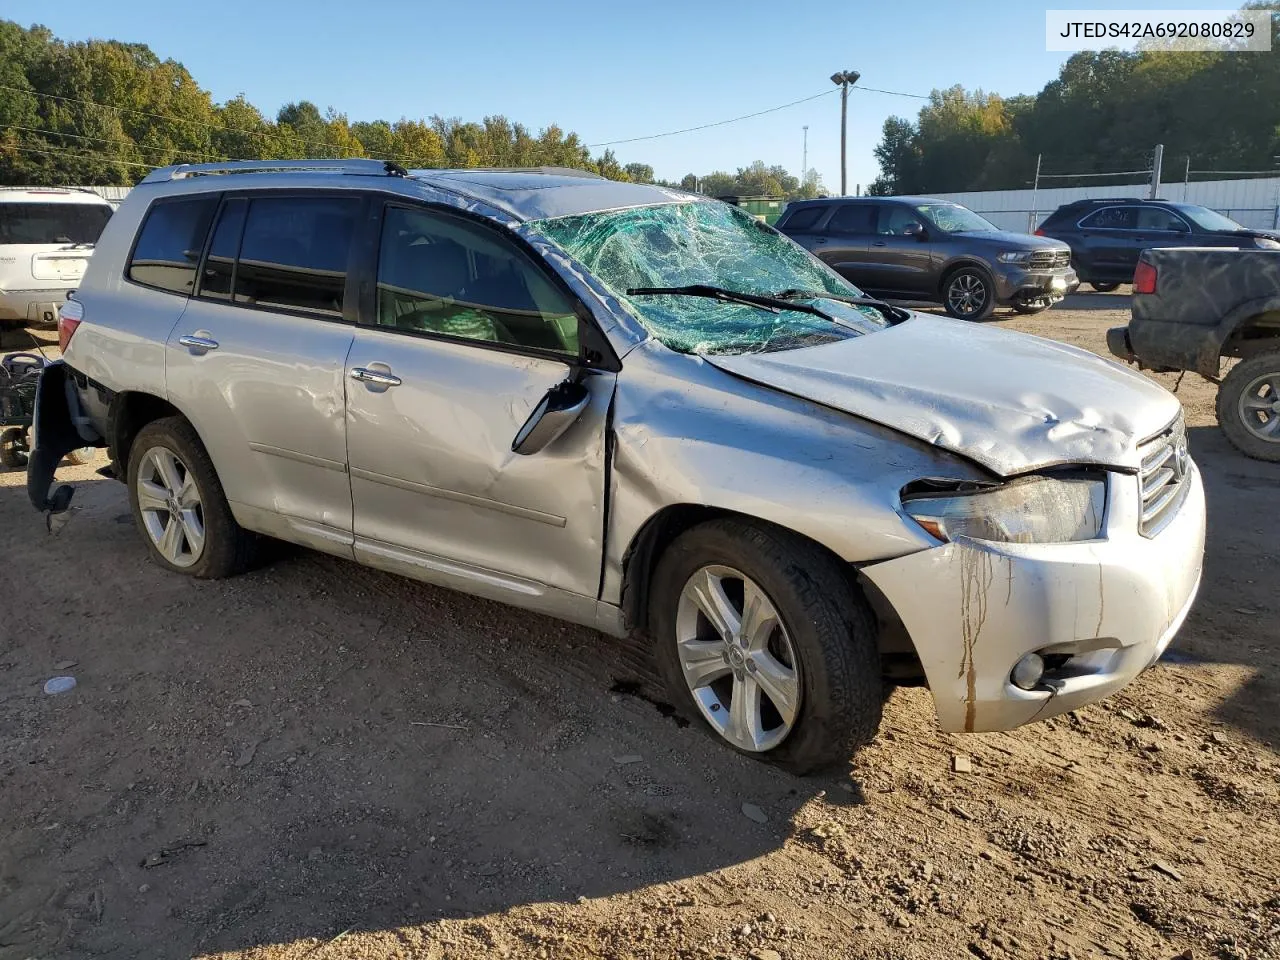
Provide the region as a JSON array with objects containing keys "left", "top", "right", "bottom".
[
  {"left": 1174, "top": 426, "right": 1279, "bottom": 745},
  {"left": 0, "top": 477, "right": 856, "bottom": 958}
]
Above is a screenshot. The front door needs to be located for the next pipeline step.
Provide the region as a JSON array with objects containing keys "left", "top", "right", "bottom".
[
  {"left": 345, "top": 201, "right": 615, "bottom": 604},
  {"left": 863, "top": 203, "right": 936, "bottom": 294},
  {"left": 167, "top": 193, "right": 363, "bottom": 544}
]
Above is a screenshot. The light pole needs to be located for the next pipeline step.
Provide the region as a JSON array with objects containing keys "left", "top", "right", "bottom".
[{"left": 831, "top": 70, "right": 860, "bottom": 196}]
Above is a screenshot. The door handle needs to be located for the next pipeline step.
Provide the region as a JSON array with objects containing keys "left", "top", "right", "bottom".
[
  {"left": 178, "top": 335, "right": 219, "bottom": 352},
  {"left": 350, "top": 366, "right": 402, "bottom": 387},
  {"left": 871, "top": 241, "right": 887, "bottom": 247},
  {"left": 813, "top": 237, "right": 827, "bottom": 244}
]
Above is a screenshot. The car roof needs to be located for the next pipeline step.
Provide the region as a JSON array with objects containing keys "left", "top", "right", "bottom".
[
  {"left": 0, "top": 187, "right": 113, "bottom": 205},
  {"left": 787, "top": 195, "right": 954, "bottom": 207},
  {"left": 138, "top": 161, "right": 701, "bottom": 223}
]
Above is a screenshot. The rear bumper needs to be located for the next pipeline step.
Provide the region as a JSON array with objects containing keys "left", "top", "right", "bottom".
[
  {"left": 0, "top": 288, "right": 73, "bottom": 326},
  {"left": 25, "top": 361, "right": 102, "bottom": 513},
  {"left": 861, "top": 467, "right": 1206, "bottom": 732}
]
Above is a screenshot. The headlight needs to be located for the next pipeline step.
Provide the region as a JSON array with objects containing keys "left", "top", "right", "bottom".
[
  {"left": 902, "top": 475, "right": 1106, "bottom": 544},
  {"left": 996, "top": 251, "right": 1030, "bottom": 264},
  {"left": 1254, "top": 237, "right": 1280, "bottom": 250}
]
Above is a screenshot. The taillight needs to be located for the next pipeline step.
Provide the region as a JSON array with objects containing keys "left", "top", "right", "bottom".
[
  {"left": 1133, "top": 260, "right": 1158, "bottom": 295},
  {"left": 58, "top": 298, "right": 83, "bottom": 352},
  {"left": 1034, "top": 228, "right": 1045, "bottom": 236}
]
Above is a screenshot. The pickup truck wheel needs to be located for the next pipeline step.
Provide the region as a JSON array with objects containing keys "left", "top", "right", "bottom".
[
  {"left": 0, "top": 427, "right": 26, "bottom": 469},
  {"left": 650, "top": 519, "right": 882, "bottom": 775},
  {"left": 943, "top": 268, "right": 996, "bottom": 321},
  {"left": 127, "top": 417, "right": 257, "bottom": 577},
  {"left": 1217, "top": 352, "right": 1280, "bottom": 462},
  {"left": 1090, "top": 282, "right": 1120, "bottom": 293}
]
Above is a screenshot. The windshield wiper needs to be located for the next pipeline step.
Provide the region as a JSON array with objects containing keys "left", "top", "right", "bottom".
[
  {"left": 771, "top": 288, "right": 911, "bottom": 323},
  {"left": 626, "top": 284, "right": 838, "bottom": 324}
]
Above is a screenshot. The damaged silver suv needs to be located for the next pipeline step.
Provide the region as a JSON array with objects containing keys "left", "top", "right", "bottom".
[{"left": 29, "top": 161, "right": 1205, "bottom": 774}]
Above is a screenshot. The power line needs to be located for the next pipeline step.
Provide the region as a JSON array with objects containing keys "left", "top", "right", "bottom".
[
  {"left": 3, "top": 124, "right": 232, "bottom": 163},
  {"left": 1, "top": 141, "right": 157, "bottom": 170},
  {"left": 586, "top": 89, "right": 838, "bottom": 147}
]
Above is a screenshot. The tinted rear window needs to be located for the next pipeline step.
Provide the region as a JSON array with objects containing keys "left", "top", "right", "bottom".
[
  {"left": 0, "top": 202, "right": 112, "bottom": 244},
  {"left": 234, "top": 196, "right": 360, "bottom": 317},
  {"left": 827, "top": 204, "right": 877, "bottom": 234},
  {"left": 782, "top": 205, "right": 826, "bottom": 231},
  {"left": 128, "top": 197, "right": 218, "bottom": 295}
]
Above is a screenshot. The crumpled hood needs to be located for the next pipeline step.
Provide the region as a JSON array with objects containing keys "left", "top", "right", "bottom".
[{"left": 705, "top": 313, "right": 1181, "bottom": 476}]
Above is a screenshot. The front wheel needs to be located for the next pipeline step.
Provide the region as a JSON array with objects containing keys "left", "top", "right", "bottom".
[
  {"left": 1011, "top": 301, "right": 1051, "bottom": 315},
  {"left": 1090, "top": 282, "right": 1121, "bottom": 293},
  {"left": 1217, "top": 352, "right": 1280, "bottom": 462},
  {"left": 650, "top": 519, "right": 883, "bottom": 775},
  {"left": 943, "top": 268, "right": 995, "bottom": 321},
  {"left": 127, "top": 416, "right": 257, "bottom": 577}
]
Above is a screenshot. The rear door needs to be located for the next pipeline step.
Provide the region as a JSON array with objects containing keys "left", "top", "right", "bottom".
[
  {"left": 813, "top": 203, "right": 877, "bottom": 287},
  {"left": 1075, "top": 206, "right": 1139, "bottom": 281},
  {"left": 165, "top": 192, "right": 362, "bottom": 549},
  {"left": 344, "top": 200, "right": 615, "bottom": 605},
  {"left": 862, "top": 203, "right": 935, "bottom": 294}
]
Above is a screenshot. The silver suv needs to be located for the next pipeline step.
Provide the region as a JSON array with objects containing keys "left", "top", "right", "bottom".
[{"left": 29, "top": 160, "right": 1205, "bottom": 774}]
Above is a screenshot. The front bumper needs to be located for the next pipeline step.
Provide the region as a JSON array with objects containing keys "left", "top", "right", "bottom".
[
  {"left": 861, "top": 466, "right": 1205, "bottom": 732},
  {"left": 0, "top": 288, "right": 73, "bottom": 327},
  {"left": 993, "top": 266, "right": 1079, "bottom": 305}
]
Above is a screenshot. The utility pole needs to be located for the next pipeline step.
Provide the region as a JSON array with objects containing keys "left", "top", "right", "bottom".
[
  {"left": 1029, "top": 153, "right": 1042, "bottom": 232},
  {"left": 1183, "top": 155, "right": 1191, "bottom": 201},
  {"left": 1150, "top": 143, "right": 1164, "bottom": 199},
  {"left": 831, "top": 70, "right": 860, "bottom": 195},
  {"left": 802, "top": 125, "right": 808, "bottom": 187}
]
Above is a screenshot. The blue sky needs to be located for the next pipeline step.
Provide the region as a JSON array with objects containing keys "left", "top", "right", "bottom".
[{"left": 6, "top": 0, "right": 1225, "bottom": 190}]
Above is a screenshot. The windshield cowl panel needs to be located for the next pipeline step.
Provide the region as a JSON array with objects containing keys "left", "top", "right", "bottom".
[{"left": 530, "top": 201, "right": 889, "bottom": 356}]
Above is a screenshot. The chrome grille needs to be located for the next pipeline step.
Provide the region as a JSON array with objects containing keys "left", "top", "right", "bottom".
[
  {"left": 1138, "top": 415, "right": 1191, "bottom": 537},
  {"left": 1029, "top": 249, "right": 1072, "bottom": 269}
]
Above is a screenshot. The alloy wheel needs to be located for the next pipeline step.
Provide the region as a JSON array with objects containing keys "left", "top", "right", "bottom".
[
  {"left": 674, "top": 564, "right": 801, "bottom": 752},
  {"left": 947, "top": 272, "right": 987, "bottom": 317},
  {"left": 136, "top": 446, "right": 205, "bottom": 567},
  {"left": 1238, "top": 371, "right": 1280, "bottom": 443}
]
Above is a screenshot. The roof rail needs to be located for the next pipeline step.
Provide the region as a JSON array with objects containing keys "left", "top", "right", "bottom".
[
  {"left": 139, "top": 158, "right": 410, "bottom": 184},
  {"left": 422, "top": 165, "right": 606, "bottom": 180}
]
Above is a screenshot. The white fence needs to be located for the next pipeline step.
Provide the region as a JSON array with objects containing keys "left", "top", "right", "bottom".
[{"left": 932, "top": 177, "right": 1280, "bottom": 232}]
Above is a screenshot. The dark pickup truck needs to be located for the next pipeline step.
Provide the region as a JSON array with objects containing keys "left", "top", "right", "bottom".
[{"left": 1108, "top": 247, "right": 1280, "bottom": 461}]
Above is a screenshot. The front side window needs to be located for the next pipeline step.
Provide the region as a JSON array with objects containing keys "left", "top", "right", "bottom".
[
  {"left": 1080, "top": 207, "right": 1137, "bottom": 230},
  {"left": 914, "top": 203, "right": 996, "bottom": 233},
  {"left": 376, "top": 205, "right": 580, "bottom": 355},
  {"left": 532, "top": 201, "right": 888, "bottom": 355},
  {"left": 879, "top": 205, "right": 925, "bottom": 236},
  {"left": 1136, "top": 207, "right": 1189, "bottom": 232},
  {"left": 234, "top": 196, "right": 359, "bottom": 316},
  {"left": 0, "top": 202, "right": 112, "bottom": 245},
  {"left": 127, "top": 196, "right": 218, "bottom": 295}
]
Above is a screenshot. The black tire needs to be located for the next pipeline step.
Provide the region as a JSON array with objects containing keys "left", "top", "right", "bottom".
[
  {"left": 649, "top": 518, "right": 882, "bottom": 775},
  {"left": 1217, "top": 352, "right": 1280, "bottom": 462},
  {"left": 942, "top": 267, "right": 996, "bottom": 321},
  {"left": 1011, "top": 301, "right": 1051, "bottom": 315},
  {"left": 64, "top": 446, "right": 97, "bottom": 466},
  {"left": 1090, "top": 282, "right": 1120, "bottom": 293},
  {"left": 0, "top": 426, "right": 25, "bottom": 469},
  {"left": 126, "top": 416, "right": 257, "bottom": 578}
]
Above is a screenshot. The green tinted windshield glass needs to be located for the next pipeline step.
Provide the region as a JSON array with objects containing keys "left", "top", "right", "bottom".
[{"left": 531, "top": 201, "right": 888, "bottom": 355}]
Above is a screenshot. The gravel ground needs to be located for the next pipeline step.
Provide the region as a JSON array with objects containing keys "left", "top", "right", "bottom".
[{"left": 1, "top": 290, "right": 1277, "bottom": 960}]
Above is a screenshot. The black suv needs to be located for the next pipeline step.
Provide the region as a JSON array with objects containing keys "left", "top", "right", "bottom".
[
  {"left": 776, "top": 196, "right": 1076, "bottom": 321},
  {"left": 1037, "top": 198, "right": 1280, "bottom": 291}
]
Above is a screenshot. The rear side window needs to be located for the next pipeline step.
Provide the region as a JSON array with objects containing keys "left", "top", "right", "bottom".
[
  {"left": 233, "top": 197, "right": 360, "bottom": 317},
  {"left": 1079, "top": 207, "right": 1137, "bottom": 230},
  {"left": 827, "top": 204, "right": 876, "bottom": 235},
  {"left": 127, "top": 197, "right": 218, "bottom": 295},
  {"left": 0, "top": 202, "right": 112, "bottom": 245},
  {"left": 782, "top": 205, "right": 826, "bottom": 231}
]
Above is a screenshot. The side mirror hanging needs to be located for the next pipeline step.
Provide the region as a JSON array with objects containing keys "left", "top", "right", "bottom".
[{"left": 511, "top": 378, "right": 591, "bottom": 455}]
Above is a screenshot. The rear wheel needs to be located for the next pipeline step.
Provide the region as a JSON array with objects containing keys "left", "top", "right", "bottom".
[
  {"left": 1217, "top": 352, "right": 1280, "bottom": 462},
  {"left": 650, "top": 519, "right": 882, "bottom": 775},
  {"left": 127, "top": 417, "right": 257, "bottom": 577},
  {"left": 1090, "top": 282, "right": 1120, "bottom": 293},
  {"left": 0, "top": 427, "right": 25, "bottom": 469},
  {"left": 943, "top": 267, "right": 995, "bottom": 321}
]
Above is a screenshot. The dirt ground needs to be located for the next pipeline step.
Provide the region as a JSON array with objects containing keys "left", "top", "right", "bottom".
[{"left": 1, "top": 290, "right": 1277, "bottom": 960}]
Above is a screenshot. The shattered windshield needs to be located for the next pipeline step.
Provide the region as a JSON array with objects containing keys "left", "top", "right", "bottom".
[{"left": 531, "top": 201, "right": 889, "bottom": 354}]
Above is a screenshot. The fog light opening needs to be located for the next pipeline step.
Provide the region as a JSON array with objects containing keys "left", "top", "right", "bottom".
[{"left": 1011, "top": 653, "right": 1046, "bottom": 691}]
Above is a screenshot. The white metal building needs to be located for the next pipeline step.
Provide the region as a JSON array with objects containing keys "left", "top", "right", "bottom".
[{"left": 931, "top": 177, "right": 1280, "bottom": 233}]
